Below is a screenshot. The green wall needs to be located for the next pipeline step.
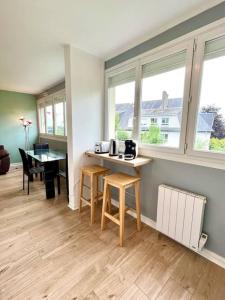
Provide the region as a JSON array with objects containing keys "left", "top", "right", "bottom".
[{"left": 0, "top": 90, "right": 38, "bottom": 163}]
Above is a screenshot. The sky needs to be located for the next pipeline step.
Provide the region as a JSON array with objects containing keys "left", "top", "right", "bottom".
[{"left": 114, "top": 55, "right": 225, "bottom": 118}]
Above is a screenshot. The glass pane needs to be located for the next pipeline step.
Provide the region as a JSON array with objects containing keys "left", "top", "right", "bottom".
[
  {"left": 39, "top": 107, "right": 45, "bottom": 133},
  {"left": 108, "top": 69, "right": 135, "bottom": 140},
  {"left": 140, "top": 51, "right": 186, "bottom": 148},
  {"left": 194, "top": 36, "right": 225, "bottom": 153},
  {"left": 54, "top": 102, "right": 65, "bottom": 136},
  {"left": 45, "top": 105, "right": 53, "bottom": 134}
]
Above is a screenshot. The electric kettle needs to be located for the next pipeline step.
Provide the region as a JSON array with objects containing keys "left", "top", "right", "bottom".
[{"left": 109, "top": 139, "right": 119, "bottom": 156}]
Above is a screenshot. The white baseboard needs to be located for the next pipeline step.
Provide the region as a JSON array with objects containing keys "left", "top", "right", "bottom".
[
  {"left": 10, "top": 163, "right": 22, "bottom": 169},
  {"left": 111, "top": 199, "right": 225, "bottom": 270},
  {"left": 68, "top": 194, "right": 78, "bottom": 211}
]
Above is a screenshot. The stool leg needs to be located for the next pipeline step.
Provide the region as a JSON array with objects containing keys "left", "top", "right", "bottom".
[
  {"left": 90, "top": 174, "right": 95, "bottom": 225},
  {"left": 95, "top": 175, "right": 99, "bottom": 203},
  {"left": 79, "top": 171, "right": 84, "bottom": 213},
  {"left": 135, "top": 181, "right": 141, "bottom": 231},
  {"left": 119, "top": 187, "right": 125, "bottom": 247},
  {"left": 107, "top": 185, "right": 111, "bottom": 213},
  {"left": 101, "top": 181, "right": 108, "bottom": 231}
]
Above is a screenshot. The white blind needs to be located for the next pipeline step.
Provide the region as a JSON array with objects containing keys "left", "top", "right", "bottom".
[
  {"left": 108, "top": 68, "right": 136, "bottom": 88},
  {"left": 205, "top": 35, "right": 225, "bottom": 60},
  {"left": 142, "top": 50, "right": 186, "bottom": 78},
  {"left": 54, "top": 95, "right": 65, "bottom": 104}
]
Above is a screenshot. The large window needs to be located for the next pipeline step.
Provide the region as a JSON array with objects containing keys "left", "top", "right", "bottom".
[
  {"left": 140, "top": 50, "right": 187, "bottom": 148},
  {"left": 107, "top": 68, "right": 136, "bottom": 140},
  {"left": 193, "top": 35, "right": 225, "bottom": 154},
  {"left": 38, "top": 90, "right": 66, "bottom": 138},
  {"left": 106, "top": 25, "right": 225, "bottom": 166}
]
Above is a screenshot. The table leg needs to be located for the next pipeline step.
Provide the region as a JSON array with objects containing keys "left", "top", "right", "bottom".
[
  {"left": 27, "top": 155, "right": 33, "bottom": 182},
  {"left": 44, "top": 162, "right": 56, "bottom": 199}
]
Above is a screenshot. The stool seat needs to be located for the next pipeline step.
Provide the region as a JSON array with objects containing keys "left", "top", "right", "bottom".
[
  {"left": 105, "top": 172, "right": 140, "bottom": 188},
  {"left": 81, "top": 165, "right": 109, "bottom": 176}
]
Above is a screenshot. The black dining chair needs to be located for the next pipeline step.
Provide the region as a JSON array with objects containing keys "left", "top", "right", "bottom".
[
  {"left": 56, "top": 153, "right": 69, "bottom": 200},
  {"left": 33, "top": 143, "right": 49, "bottom": 151},
  {"left": 19, "top": 148, "right": 44, "bottom": 195},
  {"left": 33, "top": 143, "right": 49, "bottom": 177}
]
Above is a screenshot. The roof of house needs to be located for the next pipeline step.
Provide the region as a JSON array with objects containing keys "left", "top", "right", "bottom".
[{"left": 116, "top": 98, "right": 215, "bottom": 132}]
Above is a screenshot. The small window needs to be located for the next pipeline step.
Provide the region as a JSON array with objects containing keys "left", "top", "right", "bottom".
[
  {"left": 151, "top": 118, "right": 157, "bottom": 125},
  {"left": 161, "top": 133, "right": 168, "bottom": 142},
  {"left": 194, "top": 35, "right": 225, "bottom": 154},
  {"left": 108, "top": 68, "right": 136, "bottom": 141},
  {"left": 161, "top": 117, "right": 169, "bottom": 126}
]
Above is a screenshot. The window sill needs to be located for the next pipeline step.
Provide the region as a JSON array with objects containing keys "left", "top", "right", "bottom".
[
  {"left": 39, "top": 134, "right": 67, "bottom": 143},
  {"left": 139, "top": 147, "right": 225, "bottom": 171}
]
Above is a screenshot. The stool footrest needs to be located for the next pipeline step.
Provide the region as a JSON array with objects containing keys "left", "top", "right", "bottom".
[
  {"left": 104, "top": 212, "right": 120, "bottom": 225},
  {"left": 80, "top": 197, "right": 91, "bottom": 206}
]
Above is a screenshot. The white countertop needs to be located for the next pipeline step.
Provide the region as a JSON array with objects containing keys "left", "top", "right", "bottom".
[{"left": 85, "top": 151, "right": 152, "bottom": 168}]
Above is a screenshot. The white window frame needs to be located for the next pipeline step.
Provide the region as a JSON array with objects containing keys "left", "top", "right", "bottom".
[
  {"left": 105, "top": 18, "right": 225, "bottom": 170},
  {"left": 139, "top": 40, "right": 194, "bottom": 155},
  {"left": 105, "top": 39, "right": 194, "bottom": 155},
  {"left": 37, "top": 89, "right": 67, "bottom": 142},
  {"left": 187, "top": 26, "right": 225, "bottom": 161},
  {"left": 105, "top": 62, "right": 138, "bottom": 140}
]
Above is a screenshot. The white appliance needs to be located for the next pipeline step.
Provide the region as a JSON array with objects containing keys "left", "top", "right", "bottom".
[
  {"left": 156, "top": 184, "right": 207, "bottom": 252},
  {"left": 94, "top": 141, "right": 110, "bottom": 154}
]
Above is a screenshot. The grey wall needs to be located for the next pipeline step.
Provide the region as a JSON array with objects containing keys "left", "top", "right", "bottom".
[
  {"left": 104, "top": 2, "right": 225, "bottom": 258},
  {"left": 105, "top": 1, "right": 225, "bottom": 69},
  {"left": 104, "top": 160, "right": 225, "bottom": 258}
]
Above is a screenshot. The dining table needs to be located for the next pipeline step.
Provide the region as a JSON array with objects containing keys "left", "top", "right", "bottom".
[{"left": 26, "top": 149, "right": 66, "bottom": 199}]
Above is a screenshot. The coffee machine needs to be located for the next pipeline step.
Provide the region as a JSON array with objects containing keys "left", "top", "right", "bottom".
[{"left": 124, "top": 140, "right": 137, "bottom": 160}]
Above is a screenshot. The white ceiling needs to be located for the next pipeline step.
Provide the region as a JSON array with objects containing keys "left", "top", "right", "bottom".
[{"left": 0, "top": 0, "right": 222, "bottom": 94}]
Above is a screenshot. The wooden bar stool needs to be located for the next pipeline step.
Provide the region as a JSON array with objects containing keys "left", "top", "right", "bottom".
[
  {"left": 101, "top": 172, "right": 141, "bottom": 246},
  {"left": 79, "top": 165, "right": 110, "bottom": 224}
]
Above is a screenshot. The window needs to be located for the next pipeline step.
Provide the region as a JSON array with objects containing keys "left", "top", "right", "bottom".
[
  {"left": 39, "top": 105, "right": 45, "bottom": 134},
  {"left": 107, "top": 68, "right": 136, "bottom": 140},
  {"left": 106, "top": 24, "right": 225, "bottom": 166},
  {"left": 140, "top": 50, "right": 187, "bottom": 148},
  {"left": 162, "top": 117, "right": 169, "bottom": 126},
  {"left": 54, "top": 93, "right": 66, "bottom": 136},
  {"left": 37, "top": 90, "right": 66, "bottom": 138},
  {"left": 161, "top": 133, "right": 168, "bottom": 142},
  {"left": 193, "top": 34, "right": 225, "bottom": 154},
  {"left": 45, "top": 104, "right": 53, "bottom": 134},
  {"left": 151, "top": 118, "right": 157, "bottom": 125}
]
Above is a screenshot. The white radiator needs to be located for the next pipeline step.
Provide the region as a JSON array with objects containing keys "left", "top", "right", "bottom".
[{"left": 156, "top": 184, "right": 207, "bottom": 252}]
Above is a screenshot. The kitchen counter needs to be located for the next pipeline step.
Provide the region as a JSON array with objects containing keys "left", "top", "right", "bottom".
[{"left": 85, "top": 151, "right": 152, "bottom": 175}]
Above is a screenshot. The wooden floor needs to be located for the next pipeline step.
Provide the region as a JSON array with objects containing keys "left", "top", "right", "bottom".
[{"left": 0, "top": 169, "right": 225, "bottom": 300}]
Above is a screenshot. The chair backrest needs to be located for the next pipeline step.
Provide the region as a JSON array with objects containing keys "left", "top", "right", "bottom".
[
  {"left": 18, "top": 148, "right": 30, "bottom": 174},
  {"left": 33, "top": 143, "right": 49, "bottom": 151}
]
